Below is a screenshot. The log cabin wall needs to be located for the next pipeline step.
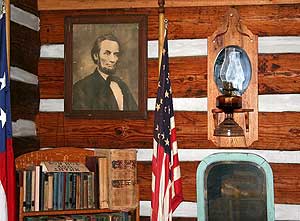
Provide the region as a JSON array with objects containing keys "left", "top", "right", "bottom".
[
  {"left": 10, "top": 0, "right": 40, "bottom": 157},
  {"left": 11, "top": 0, "right": 300, "bottom": 220}
]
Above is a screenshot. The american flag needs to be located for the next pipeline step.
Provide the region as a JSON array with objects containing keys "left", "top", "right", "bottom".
[
  {"left": 151, "top": 25, "right": 183, "bottom": 221},
  {"left": 0, "top": 9, "right": 16, "bottom": 221}
]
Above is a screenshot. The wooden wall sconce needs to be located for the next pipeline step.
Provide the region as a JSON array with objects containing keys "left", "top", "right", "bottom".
[{"left": 207, "top": 8, "right": 258, "bottom": 147}]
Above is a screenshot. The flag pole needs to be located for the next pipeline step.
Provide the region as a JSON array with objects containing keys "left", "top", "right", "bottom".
[
  {"left": 158, "top": 0, "right": 165, "bottom": 73},
  {"left": 5, "top": 0, "right": 10, "bottom": 74}
]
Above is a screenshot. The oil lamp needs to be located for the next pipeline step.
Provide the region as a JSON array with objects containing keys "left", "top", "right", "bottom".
[{"left": 213, "top": 46, "right": 250, "bottom": 137}]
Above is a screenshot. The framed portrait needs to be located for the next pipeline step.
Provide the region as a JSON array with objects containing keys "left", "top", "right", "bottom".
[{"left": 64, "top": 15, "right": 148, "bottom": 119}]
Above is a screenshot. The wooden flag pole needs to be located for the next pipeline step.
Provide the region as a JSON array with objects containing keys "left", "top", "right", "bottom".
[
  {"left": 5, "top": 0, "right": 10, "bottom": 73},
  {"left": 158, "top": 0, "right": 165, "bottom": 72}
]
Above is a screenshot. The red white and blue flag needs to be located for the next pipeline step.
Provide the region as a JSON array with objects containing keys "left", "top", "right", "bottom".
[
  {"left": 0, "top": 10, "right": 16, "bottom": 221},
  {"left": 151, "top": 25, "right": 183, "bottom": 221}
]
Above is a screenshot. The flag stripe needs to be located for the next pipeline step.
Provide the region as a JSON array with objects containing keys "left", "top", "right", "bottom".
[{"left": 0, "top": 180, "right": 8, "bottom": 221}]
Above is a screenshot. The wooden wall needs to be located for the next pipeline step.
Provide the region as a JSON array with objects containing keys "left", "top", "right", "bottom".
[
  {"left": 12, "top": 0, "right": 300, "bottom": 220},
  {"left": 10, "top": 0, "right": 40, "bottom": 156}
]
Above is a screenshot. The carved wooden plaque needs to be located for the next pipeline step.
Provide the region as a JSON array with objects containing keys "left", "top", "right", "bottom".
[{"left": 207, "top": 8, "right": 258, "bottom": 147}]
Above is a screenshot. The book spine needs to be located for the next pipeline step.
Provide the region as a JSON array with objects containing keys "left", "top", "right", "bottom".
[
  {"left": 87, "top": 172, "right": 94, "bottom": 209},
  {"left": 75, "top": 173, "right": 81, "bottom": 209},
  {"left": 64, "top": 172, "right": 70, "bottom": 210},
  {"left": 39, "top": 170, "right": 45, "bottom": 211},
  {"left": 25, "top": 170, "right": 32, "bottom": 212},
  {"left": 34, "top": 165, "right": 40, "bottom": 211},
  {"left": 22, "top": 170, "right": 27, "bottom": 212},
  {"left": 85, "top": 156, "right": 99, "bottom": 209},
  {"left": 71, "top": 173, "right": 76, "bottom": 209},
  {"left": 57, "top": 172, "right": 64, "bottom": 210},
  {"left": 31, "top": 169, "right": 35, "bottom": 211},
  {"left": 83, "top": 173, "right": 88, "bottom": 209},
  {"left": 53, "top": 172, "right": 59, "bottom": 210},
  {"left": 98, "top": 157, "right": 108, "bottom": 208},
  {"left": 43, "top": 174, "right": 49, "bottom": 211},
  {"left": 80, "top": 173, "right": 84, "bottom": 209},
  {"left": 47, "top": 173, "right": 54, "bottom": 210}
]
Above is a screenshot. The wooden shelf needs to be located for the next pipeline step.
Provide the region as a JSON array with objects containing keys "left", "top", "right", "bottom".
[{"left": 22, "top": 208, "right": 118, "bottom": 217}]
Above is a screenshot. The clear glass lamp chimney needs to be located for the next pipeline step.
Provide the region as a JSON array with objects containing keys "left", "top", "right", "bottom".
[{"left": 220, "top": 47, "right": 245, "bottom": 95}]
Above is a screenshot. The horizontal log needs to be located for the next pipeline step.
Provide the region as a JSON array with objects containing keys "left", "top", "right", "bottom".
[
  {"left": 38, "top": 59, "right": 64, "bottom": 99},
  {"left": 135, "top": 148, "right": 300, "bottom": 164},
  {"left": 10, "top": 66, "right": 38, "bottom": 85},
  {"left": 38, "top": 95, "right": 300, "bottom": 113},
  {"left": 11, "top": 0, "right": 38, "bottom": 16},
  {"left": 37, "top": 112, "right": 300, "bottom": 150},
  {"left": 12, "top": 119, "right": 36, "bottom": 137},
  {"left": 38, "top": 53, "right": 300, "bottom": 99},
  {"left": 137, "top": 161, "right": 300, "bottom": 204},
  {"left": 39, "top": 5, "right": 300, "bottom": 44},
  {"left": 11, "top": 22, "right": 40, "bottom": 74},
  {"left": 37, "top": 0, "right": 300, "bottom": 10},
  {"left": 13, "top": 136, "right": 40, "bottom": 158},
  {"left": 10, "top": 80, "right": 39, "bottom": 121},
  {"left": 11, "top": 4, "right": 40, "bottom": 32},
  {"left": 139, "top": 202, "right": 299, "bottom": 219},
  {"left": 41, "top": 37, "right": 300, "bottom": 59}
]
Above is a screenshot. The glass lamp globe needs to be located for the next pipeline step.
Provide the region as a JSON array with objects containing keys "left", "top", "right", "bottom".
[{"left": 213, "top": 46, "right": 252, "bottom": 137}]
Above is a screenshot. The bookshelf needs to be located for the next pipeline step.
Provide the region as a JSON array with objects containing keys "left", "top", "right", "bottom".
[{"left": 15, "top": 147, "right": 139, "bottom": 221}]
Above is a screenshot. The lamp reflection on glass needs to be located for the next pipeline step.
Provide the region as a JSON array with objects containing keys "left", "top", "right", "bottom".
[{"left": 214, "top": 46, "right": 249, "bottom": 137}]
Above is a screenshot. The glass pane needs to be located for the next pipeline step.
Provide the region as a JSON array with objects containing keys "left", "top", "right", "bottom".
[{"left": 205, "top": 162, "right": 267, "bottom": 221}]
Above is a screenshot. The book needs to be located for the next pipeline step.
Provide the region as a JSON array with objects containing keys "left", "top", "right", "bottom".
[
  {"left": 85, "top": 156, "right": 100, "bottom": 208},
  {"left": 64, "top": 173, "right": 71, "bottom": 209},
  {"left": 75, "top": 173, "right": 81, "bottom": 209},
  {"left": 53, "top": 172, "right": 59, "bottom": 210},
  {"left": 39, "top": 169, "right": 45, "bottom": 210},
  {"left": 43, "top": 176, "right": 49, "bottom": 210},
  {"left": 94, "top": 149, "right": 138, "bottom": 210},
  {"left": 98, "top": 157, "right": 109, "bottom": 209},
  {"left": 25, "top": 170, "right": 32, "bottom": 212},
  {"left": 70, "top": 173, "right": 76, "bottom": 209},
  {"left": 31, "top": 169, "right": 35, "bottom": 211},
  {"left": 82, "top": 173, "right": 88, "bottom": 209},
  {"left": 34, "top": 165, "right": 41, "bottom": 211},
  {"left": 47, "top": 173, "right": 54, "bottom": 210},
  {"left": 87, "top": 172, "right": 94, "bottom": 209},
  {"left": 57, "top": 172, "right": 64, "bottom": 210},
  {"left": 40, "top": 161, "right": 90, "bottom": 173},
  {"left": 22, "top": 170, "right": 27, "bottom": 212}
]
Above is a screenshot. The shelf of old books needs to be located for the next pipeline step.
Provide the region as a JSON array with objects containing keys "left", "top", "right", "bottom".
[{"left": 15, "top": 147, "right": 139, "bottom": 221}]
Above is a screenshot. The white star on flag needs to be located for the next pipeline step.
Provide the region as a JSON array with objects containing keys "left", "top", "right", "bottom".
[
  {"left": 164, "top": 138, "right": 169, "bottom": 146},
  {"left": 0, "top": 108, "right": 6, "bottom": 128},
  {"left": 0, "top": 72, "right": 6, "bottom": 91},
  {"left": 165, "top": 90, "right": 169, "bottom": 98},
  {"left": 156, "top": 103, "right": 161, "bottom": 111}
]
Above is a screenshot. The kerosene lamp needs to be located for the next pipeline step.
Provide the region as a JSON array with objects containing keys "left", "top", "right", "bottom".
[{"left": 213, "top": 46, "right": 251, "bottom": 137}]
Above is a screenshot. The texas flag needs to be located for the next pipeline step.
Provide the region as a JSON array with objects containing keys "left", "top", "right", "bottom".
[{"left": 0, "top": 10, "right": 16, "bottom": 221}]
